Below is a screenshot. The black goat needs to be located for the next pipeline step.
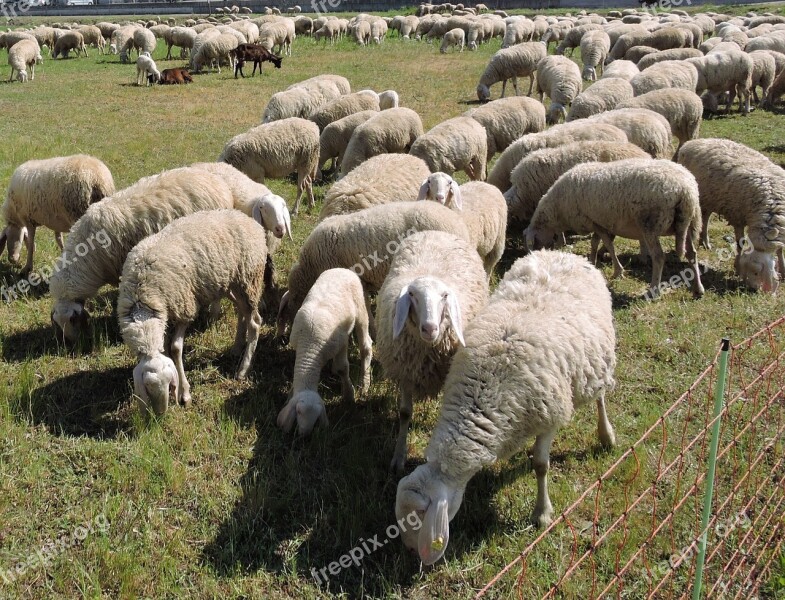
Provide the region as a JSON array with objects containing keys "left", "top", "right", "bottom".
[{"left": 230, "top": 44, "right": 283, "bottom": 78}]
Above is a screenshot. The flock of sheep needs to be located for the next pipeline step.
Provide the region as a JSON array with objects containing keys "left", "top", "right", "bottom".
[{"left": 2, "top": 3, "right": 785, "bottom": 570}]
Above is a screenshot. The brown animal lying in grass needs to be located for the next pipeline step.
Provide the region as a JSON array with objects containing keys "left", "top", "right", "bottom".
[
  {"left": 154, "top": 68, "right": 193, "bottom": 85},
  {"left": 230, "top": 43, "right": 283, "bottom": 78}
]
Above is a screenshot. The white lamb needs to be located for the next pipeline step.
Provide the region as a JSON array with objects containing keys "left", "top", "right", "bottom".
[
  {"left": 395, "top": 250, "right": 616, "bottom": 565},
  {"left": 136, "top": 52, "right": 160, "bottom": 86},
  {"left": 440, "top": 27, "right": 465, "bottom": 52}
]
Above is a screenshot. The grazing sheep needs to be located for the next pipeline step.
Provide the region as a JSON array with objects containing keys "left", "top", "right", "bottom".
[
  {"left": 263, "top": 77, "right": 346, "bottom": 122},
  {"left": 580, "top": 29, "right": 611, "bottom": 80},
  {"left": 377, "top": 231, "right": 489, "bottom": 474},
  {"left": 350, "top": 20, "right": 371, "bottom": 45},
  {"left": 395, "top": 250, "right": 616, "bottom": 565},
  {"left": 118, "top": 210, "right": 267, "bottom": 415},
  {"left": 132, "top": 27, "right": 156, "bottom": 57},
  {"left": 686, "top": 51, "right": 754, "bottom": 113},
  {"left": 464, "top": 96, "right": 546, "bottom": 161},
  {"left": 566, "top": 77, "right": 635, "bottom": 120},
  {"left": 320, "top": 154, "right": 431, "bottom": 219},
  {"left": 317, "top": 110, "right": 378, "bottom": 178},
  {"left": 7, "top": 39, "right": 41, "bottom": 83},
  {"left": 409, "top": 116, "right": 487, "bottom": 181},
  {"left": 53, "top": 30, "right": 87, "bottom": 59},
  {"left": 277, "top": 268, "right": 373, "bottom": 436},
  {"left": 763, "top": 67, "right": 785, "bottom": 108},
  {"left": 600, "top": 59, "right": 639, "bottom": 81},
  {"left": 193, "top": 33, "right": 239, "bottom": 73},
  {"left": 1, "top": 155, "right": 115, "bottom": 275},
  {"left": 49, "top": 168, "right": 236, "bottom": 345},
  {"left": 487, "top": 121, "right": 629, "bottom": 192},
  {"left": 340, "top": 108, "right": 424, "bottom": 176},
  {"left": 588, "top": 108, "right": 673, "bottom": 158},
  {"left": 259, "top": 20, "right": 295, "bottom": 56},
  {"left": 31, "top": 27, "right": 56, "bottom": 55},
  {"left": 524, "top": 159, "right": 705, "bottom": 299},
  {"left": 219, "top": 118, "right": 320, "bottom": 216},
  {"left": 136, "top": 53, "right": 160, "bottom": 86},
  {"left": 616, "top": 88, "right": 703, "bottom": 150},
  {"left": 501, "top": 17, "right": 535, "bottom": 48},
  {"left": 636, "top": 47, "right": 703, "bottom": 70},
  {"left": 555, "top": 23, "right": 602, "bottom": 56},
  {"left": 748, "top": 50, "right": 777, "bottom": 104},
  {"left": 440, "top": 27, "right": 465, "bottom": 52},
  {"left": 535, "top": 55, "right": 583, "bottom": 124},
  {"left": 676, "top": 139, "right": 785, "bottom": 293},
  {"left": 1, "top": 31, "right": 37, "bottom": 52},
  {"left": 476, "top": 42, "right": 547, "bottom": 101},
  {"left": 77, "top": 25, "right": 106, "bottom": 54},
  {"left": 505, "top": 141, "right": 649, "bottom": 225},
  {"left": 164, "top": 26, "right": 197, "bottom": 60},
  {"left": 630, "top": 60, "right": 699, "bottom": 95},
  {"left": 624, "top": 45, "right": 659, "bottom": 64},
  {"left": 309, "top": 92, "right": 380, "bottom": 132}
]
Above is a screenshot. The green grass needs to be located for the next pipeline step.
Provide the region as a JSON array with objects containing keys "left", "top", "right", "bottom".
[{"left": 1, "top": 12, "right": 785, "bottom": 599}]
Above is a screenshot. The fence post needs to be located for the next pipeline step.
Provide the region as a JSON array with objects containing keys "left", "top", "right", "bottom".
[{"left": 691, "top": 337, "right": 731, "bottom": 600}]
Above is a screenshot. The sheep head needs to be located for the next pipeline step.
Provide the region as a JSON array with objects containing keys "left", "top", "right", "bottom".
[
  {"left": 51, "top": 299, "right": 90, "bottom": 345},
  {"left": 133, "top": 353, "right": 179, "bottom": 415},
  {"left": 277, "top": 390, "right": 328, "bottom": 436},
  {"left": 737, "top": 248, "right": 779, "bottom": 294},
  {"left": 393, "top": 277, "right": 465, "bottom": 346},
  {"left": 476, "top": 83, "right": 491, "bottom": 102},
  {"left": 417, "top": 172, "right": 462, "bottom": 210},
  {"left": 253, "top": 193, "right": 292, "bottom": 241}
]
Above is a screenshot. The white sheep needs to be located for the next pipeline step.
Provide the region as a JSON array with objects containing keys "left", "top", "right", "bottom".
[
  {"left": 132, "top": 27, "right": 157, "bottom": 57},
  {"left": 193, "top": 33, "right": 239, "bottom": 73},
  {"left": 118, "top": 210, "right": 267, "bottom": 415},
  {"left": 49, "top": 168, "right": 236, "bottom": 345},
  {"left": 136, "top": 53, "right": 160, "bottom": 86},
  {"left": 53, "top": 30, "right": 87, "bottom": 59},
  {"left": 409, "top": 116, "right": 487, "bottom": 181},
  {"left": 340, "top": 108, "right": 424, "bottom": 176},
  {"left": 763, "top": 67, "right": 785, "bottom": 108},
  {"left": 263, "top": 78, "right": 346, "bottom": 123},
  {"left": 686, "top": 50, "right": 754, "bottom": 113},
  {"left": 587, "top": 108, "right": 673, "bottom": 158},
  {"left": 7, "top": 39, "right": 41, "bottom": 83},
  {"left": 580, "top": 29, "right": 611, "bottom": 80},
  {"left": 77, "top": 25, "right": 106, "bottom": 54},
  {"left": 636, "top": 47, "right": 703, "bottom": 70},
  {"left": 219, "top": 117, "right": 320, "bottom": 216},
  {"left": 629, "top": 60, "right": 699, "bottom": 95},
  {"left": 555, "top": 22, "right": 602, "bottom": 56},
  {"left": 317, "top": 110, "right": 378, "bottom": 178},
  {"left": 164, "top": 26, "right": 196, "bottom": 60},
  {"left": 277, "top": 268, "right": 373, "bottom": 436},
  {"left": 440, "top": 27, "right": 465, "bottom": 52},
  {"left": 616, "top": 88, "right": 703, "bottom": 151},
  {"left": 600, "top": 59, "right": 640, "bottom": 81},
  {"left": 676, "top": 138, "right": 785, "bottom": 293},
  {"left": 309, "top": 92, "right": 380, "bottom": 131},
  {"left": 395, "top": 250, "right": 616, "bottom": 565},
  {"left": 566, "top": 77, "right": 634, "bottom": 120},
  {"left": 524, "top": 159, "right": 705, "bottom": 299},
  {"left": 320, "top": 154, "right": 431, "bottom": 220},
  {"left": 1, "top": 155, "right": 115, "bottom": 275},
  {"left": 748, "top": 50, "right": 777, "bottom": 104},
  {"left": 464, "top": 96, "right": 546, "bottom": 160},
  {"left": 377, "top": 231, "right": 488, "bottom": 474},
  {"left": 476, "top": 41, "right": 547, "bottom": 101},
  {"left": 535, "top": 55, "right": 583, "bottom": 124}
]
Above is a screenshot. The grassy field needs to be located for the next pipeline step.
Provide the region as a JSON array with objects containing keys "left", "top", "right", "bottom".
[{"left": 1, "top": 6, "right": 785, "bottom": 599}]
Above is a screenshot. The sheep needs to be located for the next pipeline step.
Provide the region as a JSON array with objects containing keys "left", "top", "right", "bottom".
[
  {"left": 320, "top": 154, "right": 431, "bottom": 220},
  {"left": 219, "top": 117, "right": 320, "bottom": 216},
  {"left": 132, "top": 27, "right": 156, "bottom": 57},
  {"left": 313, "top": 21, "right": 341, "bottom": 44},
  {"left": 76, "top": 25, "right": 105, "bottom": 54},
  {"left": 1, "top": 155, "right": 115, "bottom": 275},
  {"left": 259, "top": 20, "right": 295, "bottom": 56},
  {"left": 276, "top": 201, "right": 472, "bottom": 335},
  {"left": 580, "top": 29, "right": 611, "bottom": 80},
  {"left": 616, "top": 88, "right": 703, "bottom": 151},
  {"left": 523, "top": 159, "right": 705, "bottom": 299},
  {"left": 535, "top": 55, "right": 583, "bottom": 124},
  {"left": 440, "top": 27, "right": 465, "bottom": 52},
  {"left": 630, "top": 60, "right": 699, "bottom": 95},
  {"left": 293, "top": 16, "right": 313, "bottom": 36},
  {"left": 607, "top": 27, "right": 691, "bottom": 63},
  {"left": 476, "top": 42, "right": 547, "bottom": 101},
  {"left": 464, "top": 96, "right": 546, "bottom": 161},
  {"left": 164, "top": 26, "right": 196, "bottom": 60},
  {"left": 748, "top": 50, "right": 777, "bottom": 104},
  {"left": 309, "top": 92, "right": 380, "bottom": 132},
  {"left": 600, "top": 59, "right": 639, "bottom": 81},
  {"left": 686, "top": 51, "right": 754, "bottom": 113},
  {"left": 501, "top": 17, "right": 535, "bottom": 48},
  {"left": 554, "top": 22, "right": 602, "bottom": 56},
  {"left": 505, "top": 141, "right": 649, "bottom": 225},
  {"left": 487, "top": 121, "right": 629, "bottom": 192},
  {"left": 588, "top": 108, "right": 673, "bottom": 158},
  {"left": 136, "top": 53, "right": 160, "bottom": 86},
  {"left": 340, "top": 108, "right": 424, "bottom": 176},
  {"left": 193, "top": 33, "right": 239, "bottom": 73},
  {"left": 49, "top": 168, "right": 236, "bottom": 345},
  {"left": 53, "top": 30, "right": 87, "bottom": 59},
  {"left": 378, "top": 89, "right": 400, "bottom": 109},
  {"left": 350, "top": 20, "right": 371, "bottom": 45},
  {"left": 7, "top": 39, "right": 41, "bottom": 83},
  {"left": 277, "top": 269, "right": 373, "bottom": 436},
  {"left": 0, "top": 31, "right": 37, "bottom": 51},
  {"left": 317, "top": 110, "right": 378, "bottom": 179},
  {"left": 377, "top": 231, "right": 489, "bottom": 474},
  {"left": 31, "top": 27, "right": 56, "bottom": 55},
  {"left": 636, "top": 47, "right": 703, "bottom": 70},
  {"left": 409, "top": 116, "right": 487, "bottom": 181},
  {"left": 623, "top": 45, "right": 659, "bottom": 64},
  {"left": 676, "top": 139, "right": 785, "bottom": 293},
  {"left": 395, "top": 250, "right": 617, "bottom": 565},
  {"left": 566, "top": 77, "right": 635, "bottom": 120},
  {"left": 763, "top": 67, "right": 785, "bottom": 108},
  {"left": 263, "top": 77, "right": 346, "bottom": 122},
  {"left": 118, "top": 210, "right": 267, "bottom": 415}
]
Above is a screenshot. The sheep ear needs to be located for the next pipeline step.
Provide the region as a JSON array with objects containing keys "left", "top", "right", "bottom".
[
  {"left": 523, "top": 228, "right": 536, "bottom": 253},
  {"left": 283, "top": 201, "right": 293, "bottom": 241},
  {"left": 276, "top": 291, "right": 290, "bottom": 337},
  {"left": 251, "top": 199, "right": 264, "bottom": 227},
  {"left": 445, "top": 292, "right": 465, "bottom": 347},
  {"left": 418, "top": 492, "right": 450, "bottom": 566},
  {"left": 449, "top": 181, "right": 462, "bottom": 211},
  {"left": 277, "top": 399, "right": 297, "bottom": 432},
  {"left": 393, "top": 285, "right": 412, "bottom": 339},
  {"left": 417, "top": 178, "right": 430, "bottom": 201}
]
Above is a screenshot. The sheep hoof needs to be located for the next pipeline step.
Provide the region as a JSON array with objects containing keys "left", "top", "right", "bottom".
[
  {"left": 599, "top": 429, "right": 616, "bottom": 449},
  {"left": 180, "top": 393, "right": 192, "bottom": 408},
  {"left": 389, "top": 455, "right": 406, "bottom": 476},
  {"left": 531, "top": 508, "right": 554, "bottom": 528}
]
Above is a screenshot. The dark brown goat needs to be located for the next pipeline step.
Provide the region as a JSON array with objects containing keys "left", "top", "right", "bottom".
[
  {"left": 230, "top": 44, "right": 282, "bottom": 78},
  {"left": 156, "top": 68, "right": 193, "bottom": 85}
]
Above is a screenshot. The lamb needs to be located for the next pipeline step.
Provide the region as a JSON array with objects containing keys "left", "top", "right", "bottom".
[
  {"left": 1, "top": 155, "right": 115, "bottom": 275},
  {"left": 377, "top": 231, "right": 489, "bottom": 474},
  {"left": 263, "top": 78, "right": 346, "bottom": 122},
  {"left": 686, "top": 51, "right": 754, "bottom": 113},
  {"left": 136, "top": 53, "right": 160, "bottom": 86},
  {"left": 118, "top": 210, "right": 267, "bottom": 415},
  {"left": 600, "top": 59, "right": 639, "bottom": 81},
  {"left": 49, "top": 168, "right": 236, "bottom": 345},
  {"left": 164, "top": 26, "right": 197, "bottom": 60},
  {"left": 340, "top": 108, "right": 424, "bottom": 176},
  {"left": 320, "top": 154, "right": 431, "bottom": 219},
  {"left": 219, "top": 117, "right": 320, "bottom": 216},
  {"left": 676, "top": 138, "right": 785, "bottom": 293},
  {"left": 580, "top": 29, "right": 611, "bottom": 80},
  {"left": 636, "top": 47, "right": 703, "bottom": 70},
  {"left": 588, "top": 108, "right": 673, "bottom": 158},
  {"left": 53, "top": 30, "right": 87, "bottom": 59},
  {"left": 630, "top": 60, "right": 699, "bottom": 95},
  {"left": 192, "top": 33, "right": 239, "bottom": 73},
  {"left": 566, "top": 77, "right": 634, "bottom": 120},
  {"left": 616, "top": 88, "right": 703, "bottom": 150},
  {"left": 276, "top": 201, "right": 472, "bottom": 334},
  {"left": 7, "top": 39, "right": 41, "bottom": 83},
  {"left": 309, "top": 92, "right": 380, "bottom": 132},
  {"left": 534, "top": 55, "right": 583, "bottom": 124},
  {"left": 487, "top": 121, "right": 629, "bottom": 192},
  {"left": 464, "top": 96, "right": 546, "bottom": 161},
  {"left": 476, "top": 42, "right": 547, "bottom": 101},
  {"left": 523, "top": 159, "right": 705, "bottom": 299},
  {"left": 505, "top": 141, "right": 649, "bottom": 225},
  {"left": 409, "top": 116, "right": 487, "bottom": 181},
  {"left": 317, "top": 110, "right": 378, "bottom": 178},
  {"left": 157, "top": 68, "right": 193, "bottom": 84},
  {"left": 277, "top": 269, "right": 373, "bottom": 436},
  {"left": 395, "top": 250, "right": 616, "bottom": 565},
  {"left": 440, "top": 27, "right": 465, "bottom": 52}
]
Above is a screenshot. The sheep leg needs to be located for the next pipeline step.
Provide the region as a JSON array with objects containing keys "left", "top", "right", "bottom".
[
  {"left": 510, "top": 75, "right": 519, "bottom": 96},
  {"left": 733, "top": 225, "right": 747, "bottom": 274},
  {"left": 596, "top": 230, "right": 624, "bottom": 279},
  {"left": 685, "top": 229, "right": 705, "bottom": 299},
  {"left": 778, "top": 247, "right": 785, "bottom": 280},
  {"left": 390, "top": 388, "right": 413, "bottom": 475},
  {"left": 21, "top": 225, "right": 36, "bottom": 276},
  {"left": 170, "top": 322, "right": 192, "bottom": 407},
  {"left": 233, "top": 290, "right": 261, "bottom": 379},
  {"left": 596, "top": 391, "right": 616, "bottom": 448},
  {"left": 332, "top": 339, "right": 354, "bottom": 403},
  {"left": 531, "top": 429, "right": 556, "bottom": 527},
  {"left": 355, "top": 312, "right": 373, "bottom": 394},
  {"left": 500, "top": 78, "right": 507, "bottom": 98},
  {"left": 54, "top": 232, "right": 64, "bottom": 251},
  {"left": 700, "top": 211, "right": 712, "bottom": 250},
  {"left": 363, "top": 291, "right": 377, "bottom": 340},
  {"left": 643, "top": 233, "right": 665, "bottom": 298},
  {"left": 589, "top": 233, "right": 601, "bottom": 264}
]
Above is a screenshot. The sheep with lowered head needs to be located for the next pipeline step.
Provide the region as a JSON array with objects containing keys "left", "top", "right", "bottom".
[
  {"left": 587, "top": 108, "right": 672, "bottom": 158},
  {"left": 464, "top": 96, "right": 546, "bottom": 161},
  {"left": 7, "top": 39, "right": 42, "bottom": 83},
  {"left": 317, "top": 110, "right": 378, "bottom": 178},
  {"left": 476, "top": 42, "right": 547, "bottom": 101},
  {"left": 600, "top": 59, "right": 639, "bottom": 81},
  {"left": 686, "top": 51, "right": 754, "bottom": 113},
  {"left": 263, "top": 78, "right": 345, "bottom": 122},
  {"left": 535, "top": 55, "right": 583, "bottom": 124},
  {"left": 616, "top": 88, "right": 703, "bottom": 151},
  {"left": 53, "top": 30, "right": 87, "bottom": 59},
  {"left": 409, "top": 116, "right": 487, "bottom": 181},
  {"left": 630, "top": 60, "right": 699, "bottom": 95},
  {"left": 566, "top": 77, "right": 634, "bottom": 120},
  {"left": 396, "top": 250, "right": 616, "bottom": 565},
  {"left": 309, "top": 92, "right": 380, "bottom": 131},
  {"left": 136, "top": 52, "right": 160, "bottom": 85},
  {"left": 580, "top": 29, "right": 611, "bottom": 80}
]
